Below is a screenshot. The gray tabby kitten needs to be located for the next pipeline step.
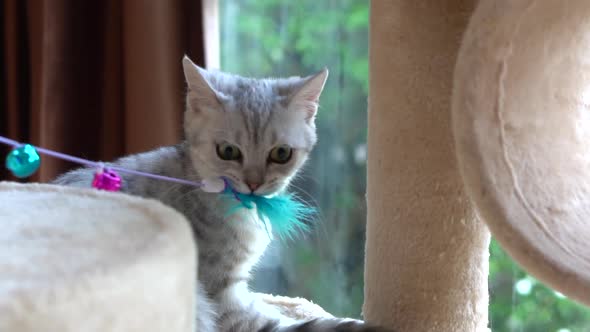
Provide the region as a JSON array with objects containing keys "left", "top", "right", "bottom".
[{"left": 54, "top": 56, "right": 385, "bottom": 332}]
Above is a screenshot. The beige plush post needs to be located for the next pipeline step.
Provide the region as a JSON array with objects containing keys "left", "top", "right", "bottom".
[
  {"left": 453, "top": 0, "right": 590, "bottom": 306},
  {"left": 0, "top": 183, "right": 197, "bottom": 332},
  {"left": 364, "top": 1, "right": 490, "bottom": 331}
]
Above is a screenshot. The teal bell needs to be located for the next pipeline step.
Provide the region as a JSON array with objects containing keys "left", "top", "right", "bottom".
[{"left": 5, "top": 144, "right": 41, "bottom": 178}]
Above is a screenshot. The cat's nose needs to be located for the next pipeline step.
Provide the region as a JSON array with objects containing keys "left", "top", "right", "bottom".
[{"left": 247, "top": 182, "right": 260, "bottom": 192}]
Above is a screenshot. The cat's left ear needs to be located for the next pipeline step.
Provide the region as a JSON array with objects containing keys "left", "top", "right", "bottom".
[
  {"left": 288, "top": 68, "right": 329, "bottom": 123},
  {"left": 182, "top": 55, "right": 222, "bottom": 113}
]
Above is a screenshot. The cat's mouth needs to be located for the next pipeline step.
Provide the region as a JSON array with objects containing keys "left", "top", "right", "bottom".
[{"left": 221, "top": 176, "right": 280, "bottom": 197}]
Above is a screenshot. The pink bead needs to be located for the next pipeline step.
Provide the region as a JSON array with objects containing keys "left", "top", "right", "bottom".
[{"left": 92, "top": 168, "right": 122, "bottom": 192}]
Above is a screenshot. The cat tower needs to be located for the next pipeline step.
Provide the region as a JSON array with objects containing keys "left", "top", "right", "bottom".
[
  {"left": 365, "top": 0, "right": 590, "bottom": 331},
  {"left": 2, "top": 0, "right": 590, "bottom": 331}
]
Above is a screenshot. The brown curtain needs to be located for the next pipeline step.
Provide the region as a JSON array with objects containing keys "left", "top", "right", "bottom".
[{"left": 1, "top": 0, "right": 206, "bottom": 182}]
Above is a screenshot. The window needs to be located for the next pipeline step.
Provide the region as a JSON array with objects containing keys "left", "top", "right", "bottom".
[
  {"left": 218, "top": 1, "right": 590, "bottom": 329},
  {"left": 220, "top": 0, "right": 368, "bottom": 318},
  {"left": 489, "top": 241, "right": 590, "bottom": 331}
]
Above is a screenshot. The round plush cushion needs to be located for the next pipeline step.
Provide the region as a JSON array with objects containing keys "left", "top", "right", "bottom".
[
  {"left": 0, "top": 182, "right": 196, "bottom": 331},
  {"left": 453, "top": 0, "right": 590, "bottom": 305}
]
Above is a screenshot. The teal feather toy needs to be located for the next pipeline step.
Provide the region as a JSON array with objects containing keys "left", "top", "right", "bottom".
[{"left": 221, "top": 177, "right": 315, "bottom": 239}]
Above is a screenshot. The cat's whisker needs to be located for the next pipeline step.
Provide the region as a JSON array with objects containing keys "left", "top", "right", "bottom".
[
  {"left": 286, "top": 182, "right": 319, "bottom": 208},
  {"left": 157, "top": 183, "right": 184, "bottom": 201},
  {"left": 292, "top": 170, "right": 321, "bottom": 187},
  {"left": 172, "top": 186, "right": 203, "bottom": 205},
  {"left": 285, "top": 182, "right": 327, "bottom": 229}
]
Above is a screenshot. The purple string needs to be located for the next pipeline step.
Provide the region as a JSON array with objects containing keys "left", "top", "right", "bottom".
[{"left": 0, "top": 136, "right": 203, "bottom": 188}]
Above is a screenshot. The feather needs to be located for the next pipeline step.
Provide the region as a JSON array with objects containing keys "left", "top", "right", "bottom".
[{"left": 221, "top": 180, "right": 315, "bottom": 240}]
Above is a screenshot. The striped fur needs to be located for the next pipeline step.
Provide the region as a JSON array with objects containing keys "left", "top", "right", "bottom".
[{"left": 53, "top": 58, "right": 390, "bottom": 332}]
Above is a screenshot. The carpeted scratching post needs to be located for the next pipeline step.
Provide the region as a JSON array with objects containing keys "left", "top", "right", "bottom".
[
  {"left": 453, "top": 0, "right": 590, "bottom": 306},
  {"left": 364, "top": 1, "right": 490, "bottom": 331}
]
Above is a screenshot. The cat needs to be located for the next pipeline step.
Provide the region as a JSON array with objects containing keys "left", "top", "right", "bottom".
[{"left": 53, "top": 56, "right": 388, "bottom": 332}]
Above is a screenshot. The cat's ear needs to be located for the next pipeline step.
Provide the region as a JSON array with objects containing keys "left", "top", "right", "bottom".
[
  {"left": 182, "top": 55, "right": 221, "bottom": 112},
  {"left": 288, "top": 68, "right": 329, "bottom": 123}
]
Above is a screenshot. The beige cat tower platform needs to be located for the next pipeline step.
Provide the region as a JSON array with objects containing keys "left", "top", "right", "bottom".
[{"left": 0, "top": 183, "right": 197, "bottom": 332}]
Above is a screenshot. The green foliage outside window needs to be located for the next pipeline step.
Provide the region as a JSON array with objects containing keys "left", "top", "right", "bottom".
[{"left": 219, "top": 1, "right": 590, "bottom": 330}]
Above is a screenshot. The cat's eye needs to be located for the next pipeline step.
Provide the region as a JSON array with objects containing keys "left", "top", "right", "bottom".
[
  {"left": 269, "top": 145, "right": 292, "bottom": 164},
  {"left": 217, "top": 142, "right": 242, "bottom": 161}
]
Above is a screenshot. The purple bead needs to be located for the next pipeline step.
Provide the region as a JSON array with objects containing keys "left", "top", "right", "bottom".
[{"left": 92, "top": 168, "right": 122, "bottom": 192}]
